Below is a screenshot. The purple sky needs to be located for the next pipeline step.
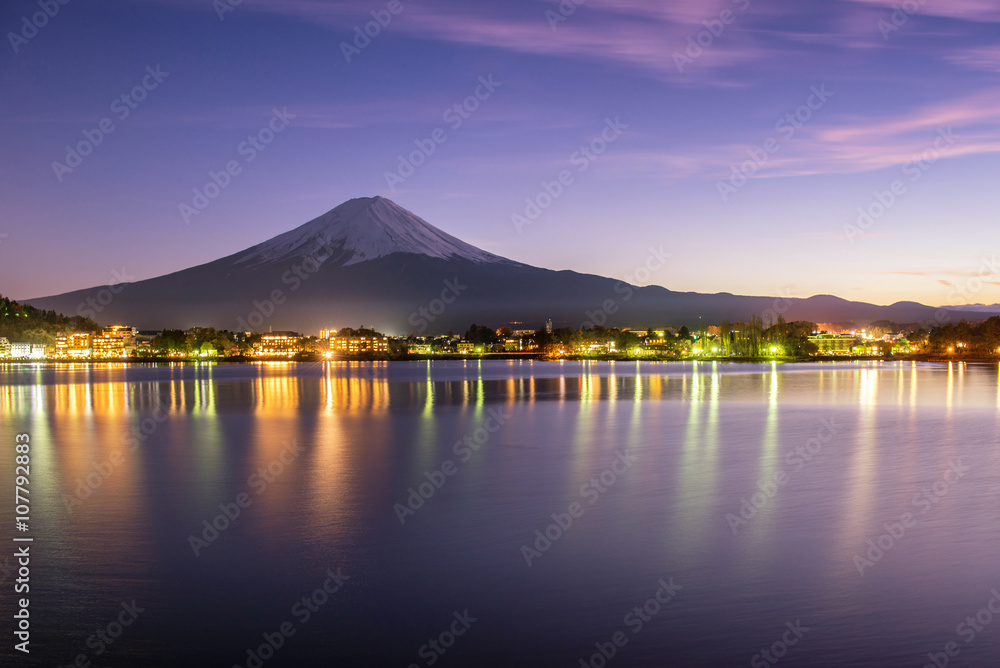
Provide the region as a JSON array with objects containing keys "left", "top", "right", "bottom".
[{"left": 2, "top": 0, "right": 999, "bottom": 307}]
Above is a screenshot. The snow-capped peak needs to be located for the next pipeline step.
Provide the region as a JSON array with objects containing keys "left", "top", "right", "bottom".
[{"left": 234, "top": 196, "right": 509, "bottom": 267}]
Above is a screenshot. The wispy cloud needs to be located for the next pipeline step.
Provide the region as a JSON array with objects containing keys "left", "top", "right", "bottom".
[
  {"left": 593, "top": 89, "right": 1000, "bottom": 181},
  {"left": 945, "top": 45, "right": 1000, "bottom": 72},
  {"left": 848, "top": 0, "right": 1000, "bottom": 23}
]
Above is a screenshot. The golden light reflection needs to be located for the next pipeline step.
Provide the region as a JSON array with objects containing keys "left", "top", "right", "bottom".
[
  {"left": 858, "top": 366, "right": 879, "bottom": 408},
  {"left": 754, "top": 366, "right": 781, "bottom": 516},
  {"left": 647, "top": 373, "right": 662, "bottom": 401},
  {"left": 306, "top": 407, "right": 356, "bottom": 542},
  {"left": 896, "top": 362, "right": 904, "bottom": 406},
  {"left": 839, "top": 379, "right": 879, "bottom": 556},
  {"left": 946, "top": 362, "right": 954, "bottom": 412}
]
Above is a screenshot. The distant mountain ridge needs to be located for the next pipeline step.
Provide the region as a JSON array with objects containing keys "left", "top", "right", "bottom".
[
  {"left": 945, "top": 304, "right": 1000, "bottom": 313},
  {"left": 24, "top": 197, "right": 990, "bottom": 334}
]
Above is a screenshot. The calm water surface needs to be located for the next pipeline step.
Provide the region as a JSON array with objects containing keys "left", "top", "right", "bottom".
[{"left": 1, "top": 360, "right": 999, "bottom": 667}]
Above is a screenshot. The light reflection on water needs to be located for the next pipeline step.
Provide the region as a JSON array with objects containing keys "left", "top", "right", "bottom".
[{"left": 0, "top": 360, "right": 999, "bottom": 667}]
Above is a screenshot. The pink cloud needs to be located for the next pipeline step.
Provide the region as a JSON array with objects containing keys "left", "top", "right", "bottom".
[{"left": 579, "top": 90, "right": 1000, "bottom": 181}]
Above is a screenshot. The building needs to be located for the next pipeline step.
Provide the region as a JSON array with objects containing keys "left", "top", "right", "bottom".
[
  {"left": 253, "top": 332, "right": 302, "bottom": 357},
  {"left": 9, "top": 342, "right": 46, "bottom": 359},
  {"left": 545, "top": 319, "right": 553, "bottom": 334},
  {"left": 808, "top": 333, "right": 856, "bottom": 354},
  {"left": 0, "top": 337, "right": 10, "bottom": 358},
  {"left": 132, "top": 334, "right": 156, "bottom": 355},
  {"left": 331, "top": 334, "right": 388, "bottom": 355},
  {"left": 318, "top": 328, "right": 337, "bottom": 340},
  {"left": 54, "top": 332, "right": 94, "bottom": 358},
  {"left": 456, "top": 341, "right": 474, "bottom": 354},
  {"left": 853, "top": 340, "right": 893, "bottom": 356},
  {"left": 92, "top": 326, "right": 136, "bottom": 358}
]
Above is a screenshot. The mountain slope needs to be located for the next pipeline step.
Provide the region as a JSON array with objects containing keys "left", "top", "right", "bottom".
[{"left": 24, "top": 196, "right": 983, "bottom": 334}]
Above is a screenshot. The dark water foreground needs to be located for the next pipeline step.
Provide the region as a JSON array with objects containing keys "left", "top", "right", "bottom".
[{"left": 1, "top": 360, "right": 998, "bottom": 667}]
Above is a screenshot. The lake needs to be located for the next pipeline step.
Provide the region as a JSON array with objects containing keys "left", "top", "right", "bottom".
[{"left": 1, "top": 360, "right": 999, "bottom": 667}]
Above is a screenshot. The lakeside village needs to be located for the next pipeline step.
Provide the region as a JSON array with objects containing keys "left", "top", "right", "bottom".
[{"left": 2, "top": 295, "right": 999, "bottom": 362}]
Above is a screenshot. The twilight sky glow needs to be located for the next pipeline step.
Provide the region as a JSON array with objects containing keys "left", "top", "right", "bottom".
[{"left": 2, "top": 0, "right": 999, "bottom": 307}]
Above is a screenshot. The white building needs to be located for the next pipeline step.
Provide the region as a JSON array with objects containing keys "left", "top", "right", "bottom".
[{"left": 9, "top": 342, "right": 46, "bottom": 359}]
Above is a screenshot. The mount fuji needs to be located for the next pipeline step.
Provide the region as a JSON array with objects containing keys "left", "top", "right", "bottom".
[{"left": 24, "top": 196, "right": 988, "bottom": 334}]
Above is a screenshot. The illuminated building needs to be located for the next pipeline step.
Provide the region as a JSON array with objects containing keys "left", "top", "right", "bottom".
[
  {"left": 92, "top": 326, "right": 137, "bottom": 358},
  {"left": 54, "top": 332, "right": 94, "bottom": 358},
  {"left": 0, "top": 338, "right": 9, "bottom": 358},
  {"left": 456, "top": 342, "right": 474, "bottom": 354},
  {"left": 808, "top": 333, "right": 856, "bottom": 354},
  {"left": 253, "top": 332, "right": 303, "bottom": 357},
  {"left": 9, "top": 342, "right": 46, "bottom": 359},
  {"left": 331, "top": 334, "right": 389, "bottom": 355}
]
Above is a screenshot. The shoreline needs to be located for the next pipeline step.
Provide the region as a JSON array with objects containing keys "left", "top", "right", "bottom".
[{"left": 3, "top": 354, "right": 998, "bottom": 365}]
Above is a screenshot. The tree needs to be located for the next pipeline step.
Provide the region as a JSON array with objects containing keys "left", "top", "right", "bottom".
[{"left": 464, "top": 324, "right": 499, "bottom": 345}]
